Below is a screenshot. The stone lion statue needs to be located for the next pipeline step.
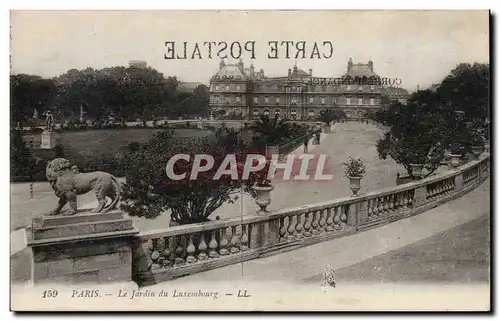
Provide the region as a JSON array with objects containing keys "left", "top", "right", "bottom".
[{"left": 46, "top": 158, "right": 121, "bottom": 216}]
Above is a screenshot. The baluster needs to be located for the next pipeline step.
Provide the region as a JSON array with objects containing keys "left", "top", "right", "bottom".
[
  {"left": 150, "top": 239, "right": 161, "bottom": 269},
  {"left": 174, "top": 235, "right": 185, "bottom": 264},
  {"left": 378, "top": 197, "right": 385, "bottom": 216},
  {"left": 372, "top": 198, "right": 378, "bottom": 219},
  {"left": 162, "top": 236, "right": 173, "bottom": 267},
  {"left": 208, "top": 230, "right": 219, "bottom": 258},
  {"left": 333, "top": 207, "right": 341, "bottom": 230},
  {"left": 403, "top": 191, "right": 409, "bottom": 207},
  {"left": 395, "top": 193, "right": 401, "bottom": 209},
  {"left": 219, "top": 227, "right": 230, "bottom": 255},
  {"left": 340, "top": 206, "right": 347, "bottom": 228},
  {"left": 229, "top": 226, "right": 240, "bottom": 253},
  {"left": 367, "top": 199, "right": 373, "bottom": 217},
  {"left": 407, "top": 191, "right": 413, "bottom": 206},
  {"left": 319, "top": 209, "right": 327, "bottom": 232},
  {"left": 279, "top": 217, "right": 287, "bottom": 242},
  {"left": 287, "top": 215, "right": 296, "bottom": 240},
  {"left": 311, "top": 211, "right": 319, "bottom": 234},
  {"left": 388, "top": 195, "right": 394, "bottom": 211},
  {"left": 186, "top": 234, "right": 197, "bottom": 263},
  {"left": 325, "top": 208, "right": 334, "bottom": 232},
  {"left": 197, "top": 233, "right": 208, "bottom": 260},
  {"left": 303, "top": 212, "right": 312, "bottom": 237},
  {"left": 295, "top": 213, "right": 303, "bottom": 238},
  {"left": 240, "top": 225, "right": 249, "bottom": 251},
  {"left": 382, "top": 196, "right": 389, "bottom": 213}
]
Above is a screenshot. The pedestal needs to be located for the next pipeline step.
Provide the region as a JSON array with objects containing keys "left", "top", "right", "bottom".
[
  {"left": 40, "top": 131, "right": 57, "bottom": 149},
  {"left": 26, "top": 210, "right": 139, "bottom": 285}
]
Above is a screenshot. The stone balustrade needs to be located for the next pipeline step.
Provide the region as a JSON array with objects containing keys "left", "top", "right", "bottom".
[{"left": 133, "top": 153, "right": 490, "bottom": 286}]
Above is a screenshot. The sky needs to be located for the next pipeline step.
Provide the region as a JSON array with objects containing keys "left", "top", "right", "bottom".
[{"left": 10, "top": 10, "right": 489, "bottom": 91}]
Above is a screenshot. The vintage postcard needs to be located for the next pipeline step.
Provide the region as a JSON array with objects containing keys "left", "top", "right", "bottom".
[{"left": 10, "top": 10, "right": 490, "bottom": 311}]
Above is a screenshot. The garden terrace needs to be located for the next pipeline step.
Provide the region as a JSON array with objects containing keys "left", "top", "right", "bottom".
[{"left": 133, "top": 153, "right": 490, "bottom": 285}]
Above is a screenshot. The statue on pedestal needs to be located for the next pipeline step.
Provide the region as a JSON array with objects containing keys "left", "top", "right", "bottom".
[
  {"left": 42, "top": 110, "right": 55, "bottom": 132},
  {"left": 45, "top": 158, "right": 121, "bottom": 216}
]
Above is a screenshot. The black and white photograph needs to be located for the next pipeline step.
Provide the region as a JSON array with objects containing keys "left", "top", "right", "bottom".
[{"left": 9, "top": 10, "right": 491, "bottom": 311}]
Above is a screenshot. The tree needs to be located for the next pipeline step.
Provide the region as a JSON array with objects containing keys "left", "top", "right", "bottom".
[
  {"left": 120, "top": 129, "right": 269, "bottom": 225},
  {"left": 250, "top": 114, "right": 293, "bottom": 147},
  {"left": 437, "top": 63, "right": 489, "bottom": 122},
  {"left": 317, "top": 109, "right": 346, "bottom": 125},
  {"left": 10, "top": 74, "right": 57, "bottom": 128},
  {"left": 376, "top": 90, "right": 447, "bottom": 178}
]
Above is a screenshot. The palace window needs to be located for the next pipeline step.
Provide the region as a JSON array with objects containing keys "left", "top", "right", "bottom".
[
  {"left": 358, "top": 98, "right": 363, "bottom": 105},
  {"left": 347, "top": 85, "right": 352, "bottom": 90},
  {"left": 265, "top": 97, "right": 269, "bottom": 104},
  {"left": 264, "top": 109, "right": 270, "bottom": 116},
  {"left": 358, "top": 86, "right": 363, "bottom": 92},
  {"left": 370, "top": 98, "right": 375, "bottom": 105},
  {"left": 236, "top": 96, "right": 241, "bottom": 103},
  {"left": 308, "top": 110, "right": 315, "bottom": 117},
  {"left": 332, "top": 98, "right": 337, "bottom": 105},
  {"left": 276, "top": 97, "right": 280, "bottom": 104},
  {"left": 309, "top": 97, "right": 314, "bottom": 104},
  {"left": 291, "top": 96, "right": 297, "bottom": 104},
  {"left": 226, "top": 85, "right": 230, "bottom": 91},
  {"left": 254, "top": 97, "right": 259, "bottom": 103},
  {"left": 253, "top": 109, "right": 259, "bottom": 116},
  {"left": 275, "top": 109, "right": 281, "bottom": 116},
  {"left": 371, "top": 85, "right": 375, "bottom": 91},
  {"left": 236, "top": 85, "right": 241, "bottom": 91},
  {"left": 321, "top": 97, "right": 325, "bottom": 105},
  {"left": 346, "top": 98, "right": 351, "bottom": 105}
]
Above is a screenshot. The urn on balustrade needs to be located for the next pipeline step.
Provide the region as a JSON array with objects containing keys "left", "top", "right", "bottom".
[
  {"left": 252, "top": 184, "right": 274, "bottom": 214},
  {"left": 409, "top": 163, "right": 424, "bottom": 179},
  {"left": 470, "top": 146, "right": 484, "bottom": 159},
  {"left": 449, "top": 154, "right": 461, "bottom": 168},
  {"left": 347, "top": 176, "right": 362, "bottom": 195}
]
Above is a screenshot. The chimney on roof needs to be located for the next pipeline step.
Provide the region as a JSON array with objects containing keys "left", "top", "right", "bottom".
[
  {"left": 368, "top": 60, "right": 373, "bottom": 71},
  {"left": 348, "top": 57, "right": 353, "bottom": 72},
  {"left": 220, "top": 59, "right": 225, "bottom": 70},
  {"left": 238, "top": 58, "right": 244, "bottom": 73},
  {"left": 249, "top": 63, "right": 255, "bottom": 77},
  {"left": 288, "top": 68, "right": 292, "bottom": 77},
  {"left": 309, "top": 69, "right": 313, "bottom": 76}
]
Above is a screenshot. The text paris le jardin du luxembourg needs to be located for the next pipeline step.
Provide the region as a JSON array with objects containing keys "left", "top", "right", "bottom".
[{"left": 164, "top": 41, "right": 334, "bottom": 60}]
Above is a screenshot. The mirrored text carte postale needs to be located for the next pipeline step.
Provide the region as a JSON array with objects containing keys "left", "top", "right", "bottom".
[{"left": 10, "top": 10, "right": 491, "bottom": 312}]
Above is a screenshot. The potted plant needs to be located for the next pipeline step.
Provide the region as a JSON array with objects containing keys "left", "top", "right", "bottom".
[
  {"left": 343, "top": 157, "right": 366, "bottom": 195},
  {"left": 469, "top": 130, "right": 485, "bottom": 159},
  {"left": 407, "top": 149, "right": 428, "bottom": 179},
  {"left": 448, "top": 142, "right": 462, "bottom": 168},
  {"left": 250, "top": 177, "right": 274, "bottom": 215}
]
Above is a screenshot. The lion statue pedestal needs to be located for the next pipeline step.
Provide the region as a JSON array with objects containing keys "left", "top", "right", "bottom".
[{"left": 26, "top": 158, "right": 139, "bottom": 285}]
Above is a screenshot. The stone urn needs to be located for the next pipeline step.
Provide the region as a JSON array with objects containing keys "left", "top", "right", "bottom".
[
  {"left": 252, "top": 184, "right": 274, "bottom": 214},
  {"left": 265, "top": 145, "right": 279, "bottom": 158},
  {"left": 471, "top": 146, "right": 484, "bottom": 159},
  {"left": 449, "top": 154, "right": 461, "bottom": 168},
  {"left": 409, "top": 163, "right": 424, "bottom": 178},
  {"left": 347, "top": 176, "right": 362, "bottom": 195}
]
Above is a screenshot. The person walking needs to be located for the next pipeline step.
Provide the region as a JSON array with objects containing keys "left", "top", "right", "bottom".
[{"left": 303, "top": 134, "right": 310, "bottom": 153}]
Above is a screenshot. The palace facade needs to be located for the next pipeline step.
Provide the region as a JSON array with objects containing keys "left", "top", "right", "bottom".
[{"left": 209, "top": 58, "right": 409, "bottom": 120}]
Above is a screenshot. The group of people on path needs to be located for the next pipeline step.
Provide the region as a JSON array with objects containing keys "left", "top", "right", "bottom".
[{"left": 303, "top": 127, "right": 322, "bottom": 153}]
